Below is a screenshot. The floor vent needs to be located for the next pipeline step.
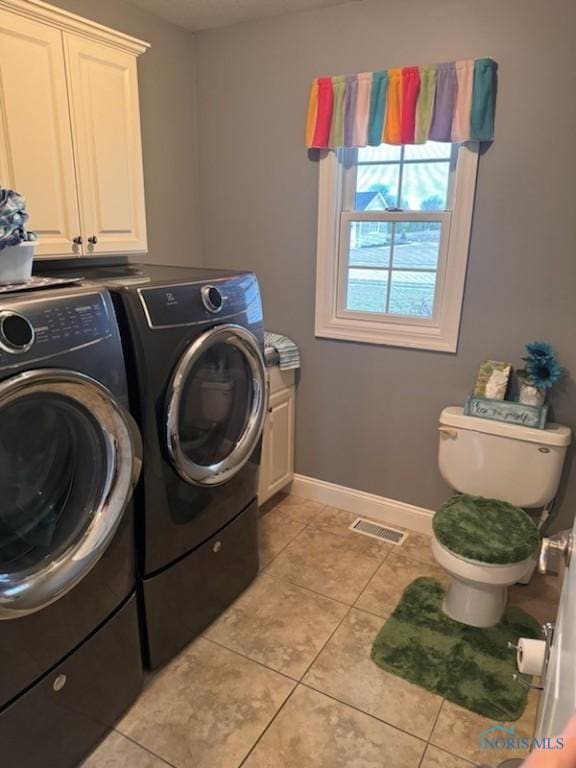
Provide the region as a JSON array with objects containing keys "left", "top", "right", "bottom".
[{"left": 349, "top": 518, "right": 408, "bottom": 545}]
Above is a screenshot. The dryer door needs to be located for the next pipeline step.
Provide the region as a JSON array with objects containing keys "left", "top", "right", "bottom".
[
  {"left": 166, "top": 324, "right": 267, "bottom": 486},
  {"left": 0, "top": 369, "right": 142, "bottom": 619}
]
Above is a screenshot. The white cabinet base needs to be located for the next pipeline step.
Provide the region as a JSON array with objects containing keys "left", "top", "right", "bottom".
[{"left": 258, "top": 367, "right": 296, "bottom": 506}]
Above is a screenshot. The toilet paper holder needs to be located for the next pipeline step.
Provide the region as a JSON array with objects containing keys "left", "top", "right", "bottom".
[
  {"left": 507, "top": 621, "right": 554, "bottom": 654},
  {"left": 508, "top": 622, "right": 554, "bottom": 691},
  {"left": 512, "top": 673, "right": 543, "bottom": 691}
]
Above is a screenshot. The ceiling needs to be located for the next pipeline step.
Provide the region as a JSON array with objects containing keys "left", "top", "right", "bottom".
[{"left": 123, "top": 0, "right": 353, "bottom": 32}]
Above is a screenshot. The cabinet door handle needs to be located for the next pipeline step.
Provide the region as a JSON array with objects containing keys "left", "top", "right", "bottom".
[
  {"left": 73, "top": 235, "right": 83, "bottom": 245},
  {"left": 88, "top": 235, "right": 98, "bottom": 245}
]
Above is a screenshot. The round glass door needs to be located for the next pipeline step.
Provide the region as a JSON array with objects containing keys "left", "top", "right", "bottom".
[
  {"left": 0, "top": 370, "right": 141, "bottom": 619},
  {"left": 166, "top": 324, "right": 267, "bottom": 486}
]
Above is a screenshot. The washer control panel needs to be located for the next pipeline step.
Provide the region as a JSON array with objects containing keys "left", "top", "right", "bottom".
[{"left": 0, "top": 291, "right": 113, "bottom": 360}]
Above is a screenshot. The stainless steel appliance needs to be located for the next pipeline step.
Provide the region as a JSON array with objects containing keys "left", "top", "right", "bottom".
[
  {"left": 0, "top": 285, "right": 143, "bottom": 768},
  {"left": 39, "top": 263, "right": 267, "bottom": 669}
]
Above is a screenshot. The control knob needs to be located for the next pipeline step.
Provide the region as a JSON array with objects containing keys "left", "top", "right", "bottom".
[
  {"left": 0, "top": 311, "right": 34, "bottom": 353},
  {"left": 201, "top": 285, "right": 223, "bottom": 313}
]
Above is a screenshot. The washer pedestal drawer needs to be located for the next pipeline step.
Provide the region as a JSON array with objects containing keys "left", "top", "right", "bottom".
[{"left": 0, "top": 595, "right": 143, "bottom": 768}]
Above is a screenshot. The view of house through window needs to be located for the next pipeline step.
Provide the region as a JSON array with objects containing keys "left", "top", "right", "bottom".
[{"left": 343, "top": 142, "right": 455, "bottom": 319}]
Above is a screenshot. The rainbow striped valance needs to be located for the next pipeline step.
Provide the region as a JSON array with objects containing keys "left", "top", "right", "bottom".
[{"left": 306, "top": 58, "right": 497, "bottom": 149}]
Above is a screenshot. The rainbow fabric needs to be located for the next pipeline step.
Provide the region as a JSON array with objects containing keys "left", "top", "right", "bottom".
[{"left": 306, "top": 58, "right": 496, "bottom": 148}]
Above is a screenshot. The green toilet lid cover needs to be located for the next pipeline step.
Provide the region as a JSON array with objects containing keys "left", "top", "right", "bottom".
[{"left": 433, "top": 494, "right": 539, "bottom": 565}]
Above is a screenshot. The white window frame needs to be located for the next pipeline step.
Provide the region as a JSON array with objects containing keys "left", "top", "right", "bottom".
[{"left": 314, "top": 142, "right": 479, "bottom": 352}]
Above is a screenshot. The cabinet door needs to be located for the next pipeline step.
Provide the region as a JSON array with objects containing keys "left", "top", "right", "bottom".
[
  {"left": 259, "top": 386, "right": 295, "bottom": 504},
  {"left": 0, "top": 12, "right": 81, "bottom": 257},
  {"left": 64, "top": 34, "right": 147, "bottom": 254},
  {"left": 257, "top": 411, "right": 271, "bottom": 504}
]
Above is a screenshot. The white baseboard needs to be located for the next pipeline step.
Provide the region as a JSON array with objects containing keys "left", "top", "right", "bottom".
[{"left": 289, "top": 474, "right": 434, "bottom": 535}]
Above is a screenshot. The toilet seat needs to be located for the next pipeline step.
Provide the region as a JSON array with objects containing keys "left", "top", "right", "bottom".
[
  {"left": 431, "top": 536, "right": 532, "bottom": 586},
  {"left": 433, "top": 494, "right": 539, "bottom": 565}
]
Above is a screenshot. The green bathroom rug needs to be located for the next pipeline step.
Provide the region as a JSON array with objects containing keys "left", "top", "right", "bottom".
[{"left": 371, "top": 578, "right": 540, "bottom": 721}]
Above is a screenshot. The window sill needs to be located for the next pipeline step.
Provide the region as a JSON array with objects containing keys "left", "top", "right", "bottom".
[{"left": 315, "top": 315, "right": 458, "bottom": 352}]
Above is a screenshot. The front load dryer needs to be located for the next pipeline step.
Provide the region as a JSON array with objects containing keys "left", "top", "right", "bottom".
[
  {"left": 0, "top": 285, "right": 143, "bottom": 768},
  {"left": 38, "top": 264, "right": 268, "bottom": 668}
]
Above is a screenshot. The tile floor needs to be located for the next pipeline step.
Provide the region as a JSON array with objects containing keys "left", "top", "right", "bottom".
[{"left": 82, "top": 493, "right": 561, "bottom": 768}]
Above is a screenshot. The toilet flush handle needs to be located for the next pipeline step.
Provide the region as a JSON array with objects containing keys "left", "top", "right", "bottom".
[
  {"left": 438, "top": 426, "right": 458, "bottom": 439},
  {"left": 538, "top": 530, "right": 573, "bottom": 575}
]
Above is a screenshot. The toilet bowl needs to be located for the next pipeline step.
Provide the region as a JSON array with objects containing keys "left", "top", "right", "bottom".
[
  {"left": 431, "top": 535, "right": 532, "bottom": 627},
  {"left": 433, "top": 407, "right": 571, "bottom": 627}
]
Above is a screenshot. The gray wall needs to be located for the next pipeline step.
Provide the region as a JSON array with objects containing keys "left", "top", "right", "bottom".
[
  {"left": 195, "top": 0, "right": 576, "bottom": 527},
  {"left": 50, "top": 0, "right": 201, "bottom": 267}
]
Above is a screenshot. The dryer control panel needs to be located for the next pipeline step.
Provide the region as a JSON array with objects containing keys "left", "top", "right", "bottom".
[{"left": 138, "top": 273, "right": 262, "bottom": 329}]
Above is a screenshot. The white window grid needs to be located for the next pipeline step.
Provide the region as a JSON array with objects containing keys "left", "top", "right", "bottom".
[{"left": 314, "top": 142, "right": 479, "bottom": 352}]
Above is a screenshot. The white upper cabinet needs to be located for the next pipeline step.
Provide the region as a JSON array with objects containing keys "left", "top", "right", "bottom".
[
  {"left": 0, "top": 14, "right": 80, "bottom": 256},
  {"left": 65, "top": 36, "right": 147, "bottom": 255},
  {"left": 0, "top": 0, "right": 149, "bottom": 258}
]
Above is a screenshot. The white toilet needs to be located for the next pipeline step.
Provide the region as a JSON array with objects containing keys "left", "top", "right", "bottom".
[{"left": 432, "top": 406, "right": 572, "bottom": 628}]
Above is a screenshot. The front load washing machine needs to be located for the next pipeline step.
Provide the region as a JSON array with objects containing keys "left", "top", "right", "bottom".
[
  {"left": 0, "top": 285, "right": 143, "bottom": 768},
  {"left": 38, "top": 263, "right": 268, "bottom": 669}
]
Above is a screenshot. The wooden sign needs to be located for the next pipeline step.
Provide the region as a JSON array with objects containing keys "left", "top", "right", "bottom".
[{"left": 464, "top": 395, "right": 548, "bottom": 430}]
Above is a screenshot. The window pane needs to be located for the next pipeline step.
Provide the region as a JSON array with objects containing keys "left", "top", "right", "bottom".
[
  {"left": 403, "top": 142, "right": 452, "bottom": 161},
  {"left": 401, "top": 162, "right": 450, "bottom": 210},
  {"left": 388, "top": 271, "right": 437, "bottom": 318},
  {"left": 392, "top": 222, "right": 441, "bottom": 270},
  {"left": 349, "top": 221, "right": 392, "bottom": 267},
  {"left": 346, "top": 268, "right": 388, "bottom": 313},
  {"left": 358, "top": 145, "right": 401, "bottom": 163},
  {"left": 355, "top": 165, "right": 400, "bottom": 210}
]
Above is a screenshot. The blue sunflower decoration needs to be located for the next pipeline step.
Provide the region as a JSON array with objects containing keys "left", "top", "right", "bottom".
[
  {"left": 521, "top": 341, "right": 563, "bottom": 390},
  {"left": 525, "top": 341, "right": 555, "bottom": 360}
]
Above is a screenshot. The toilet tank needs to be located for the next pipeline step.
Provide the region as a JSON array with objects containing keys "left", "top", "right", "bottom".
[{"left": 438, "top": 407, "right": 571, "bottom": 508}]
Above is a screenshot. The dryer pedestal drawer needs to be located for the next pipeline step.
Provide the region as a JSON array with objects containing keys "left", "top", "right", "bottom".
[
  {"left": 142, "top": 498, "right": 259, "bottom": 669},
  {"left": 0, "top": 595, "right": 143, "bottom": 768}
]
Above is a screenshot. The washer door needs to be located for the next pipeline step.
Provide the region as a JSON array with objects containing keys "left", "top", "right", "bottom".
[
  {"left": 0, "top": 369, "right": 142, "bottom": 619},
  {"left": 166, "top": 324, "right": 267, "bottom": 486}
]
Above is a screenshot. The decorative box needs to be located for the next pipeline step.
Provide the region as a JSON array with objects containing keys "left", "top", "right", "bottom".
[{"left": 464, "top": 395, "right": 548, "bottom": 430}]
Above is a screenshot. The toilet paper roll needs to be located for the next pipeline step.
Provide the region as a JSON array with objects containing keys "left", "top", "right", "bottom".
[{"left": 517, "top": 638, "right": 547, "bottom": 676}]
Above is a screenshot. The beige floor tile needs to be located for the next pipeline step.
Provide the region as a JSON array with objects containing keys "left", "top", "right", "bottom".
[
  {"left": 258, "top": 492, "right": 287, "bottom": 516},
  {"left": 309, "top": 506, "right": 394, "bottom": 558},
  {"left": 400, "top": 531, "right": 436, "bottom": 566},
  {"left": 430, "top": 691, "right": 539, "bottom": 765},
  {"left": 243, "top": 685, "right": 426, "bottom": 768},
  {"left": 303, "top": 607, "right": 442, "bottom": 739},
  {"left": 420, "top": 745, "right": 475, "bottom": 768},
  {"left": 81, "top": 732, "right": 171, "bottom": 767},
  {"left": 265, "top": 528, "right": 383, "bottom": 604},
  {"left": 205, "top": 574, "right": 348, "bottom": 678},
  {"left": 259, "top": 513, "right": 307, "bottom": 567},
  {"left": 355, "top": 550, "right": 449, "bottom": 618},
  {"left": 118, "top": 638, "right": 295, "bottom": 768},
  {"left": 267, "top": 493, "right": 326, "bottom": 525},
  {"left": 509, "top": 571, "right": 561, "bottom": 625}
]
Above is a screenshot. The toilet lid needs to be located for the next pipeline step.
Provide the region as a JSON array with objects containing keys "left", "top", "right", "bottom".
[{"left": 433, "top": 494, "right": 539, "bottom": 564}]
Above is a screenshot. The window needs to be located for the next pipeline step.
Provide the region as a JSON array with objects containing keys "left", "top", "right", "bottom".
[{"left": 315, "top": 141, "right": 479, "bottom": 352}]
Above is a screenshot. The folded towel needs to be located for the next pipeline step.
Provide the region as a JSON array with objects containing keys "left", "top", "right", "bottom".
[{"left": 264, "top": 331, "right": 300, "bottom": 371}]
